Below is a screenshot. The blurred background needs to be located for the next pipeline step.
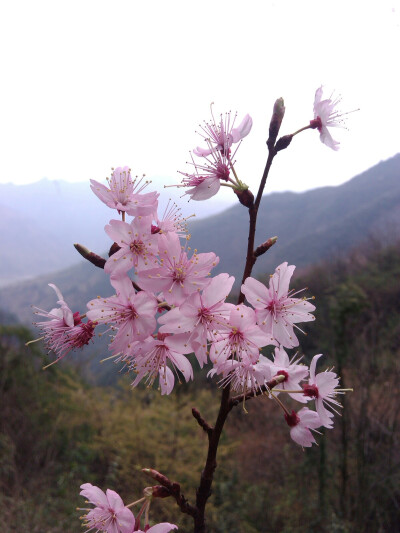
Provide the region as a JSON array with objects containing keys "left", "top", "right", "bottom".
[{"left": 1, "top": 1, "right": 399, "bottom": 531}]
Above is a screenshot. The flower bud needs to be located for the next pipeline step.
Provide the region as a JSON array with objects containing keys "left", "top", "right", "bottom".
[
  {"left": 275, "top": 134, "right": 293, "bottom": 153},
  {"left": 268, "top": 98, "right": 285, "bottom": 147},
  {"left": 150, "top": 485, "right": 171, "bottom": 498}
]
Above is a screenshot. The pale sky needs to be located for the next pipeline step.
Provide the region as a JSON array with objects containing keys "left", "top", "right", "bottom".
[{"left": 1, "top": 0, "right": 399, "bottom": 200}]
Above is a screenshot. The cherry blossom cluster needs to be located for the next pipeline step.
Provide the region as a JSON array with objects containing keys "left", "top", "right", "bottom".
[{"left": 31, "top": 87, "right": 352, "bottom": 451}]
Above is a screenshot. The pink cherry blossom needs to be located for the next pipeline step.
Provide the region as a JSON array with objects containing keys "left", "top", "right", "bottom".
[
  {"left": 284, "top": 407, "right": 321, "bottom": 447},
  {"left": 33, "top": 284, "right": 95, "bottom": 364},
  {"left": 177, "top": 150, "right": 231, "bottom": 201},
  {"left": 241, "top": 262, "right": 316, "bottom": 348},
  {"left": 151, "top": 200, "right": 187, "bottom": 238},
  {"left": 310, "top": 86, "right": 350, "bottom": 151},
  {"left": 193, "top": 109, "right": 252, "bottom": 157},
  {"left": 158, "top": 273, "right": 235, "bottom": 367},
  {"left": 129, "top": 332, "right": 193, "bottom": 395},
  {"left": 302, "top": 353, "right": 341, "bottom": 428},
  {"left": 90, "top": 166, "right": 159, "bottom": 216},
  {"left": 79, "top": 483, "right": 135, "bottom": 533},
  {"left": 104, "top": 216, "right": 158, "bottom": 276},
  {"left": 270, "top": 346, "right": 309, "bottom": 403},
  {"left": 212, "top": 353, "right": 273, "bottom": 394},
  {"left": 209, "top": 304, "right": 276, "bottom": 366},
  {"left": 137, "top": 232, "right": 219, "bottom": 306},
  {"left": 86, "top": 276, "right": 158, "bottom": 355}
]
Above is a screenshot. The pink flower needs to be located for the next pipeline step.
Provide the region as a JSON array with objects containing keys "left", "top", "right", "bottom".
[
  {"left": 211, "top": 355, "right": 273, "bottom": 394},
  {"left": 193, "top": 109, "right": 252, "bottom": 157},
  {"left": 86, "top": 276, "right": 158, "bottom": 355},
  {"left": 310, "top": 86, "right": 349, "bottom": 151},
  {"left": 209, "top": 304, "right": 276, "bottom": 366},
  {"left": 151, "top": 200, "right": 187, "bottom": 238},
  {"left": 138, "top": 232, "right": 219, "bottom": 306},
  {"left": 302, "top": 354, "right": 341, "bottom": 428},
  {"left": 90, "top": 166, "right": 159, "bottom": 216},
  {"left": 241, "top": 262, "right": 316, "bottom": 348},
  {"left": 177, "top": 150, "right": 231, "bottom": 201},
  {"left": 158, "top": 273, "right": 235, "bottom": 367},
  {"left": 79, "top": 483, "right": 135, "bottom": 533},
  {"left": 136, "top": 524, "right": 178, "bottom": 533},
  {"left": 104, "top": 216, "right": 158, "bottom": 276},
  {"left": 270, "top": 346, "right": 309, "bottom": 403},
  {"left": 33, "top": 284, "right": 95, "bottom": 364},
  {"left": 129, "top": 332, "right": 193, "bottom": 395},
  {"left": 284, "top": 407, "right": 321, "bottom": 447}
]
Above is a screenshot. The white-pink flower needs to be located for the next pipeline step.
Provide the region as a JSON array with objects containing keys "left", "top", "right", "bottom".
[
  {"left": 130, "top": 332, "right": 194, "bottom": 395},
  {"left": 241, "top": 262, "right": 316, "bottom": 348},
  {"left": 91, "top": 166, "right": 159, "bottom": 216},
  {"left": 33, "top": 284, "right": 95, "bottom": 364},
  {"left": 193, "top": 110, "right": 252, "bottom": 158},
  {"left": 302, "top": 353, "right": 341, "bottom": 428},
  {"left": 177, "top": 150, "right": 231, "bottom": 201},
  {"left": 158, "top": 273, "right": 235, "bottom": 367},
  {"left": 311, "top": 86, "right": 349, "bottom": 151},
  {"left": 211, "top": 354, "right": 273, "bottom": 394},
  {"left": 79, "top": 483, "right": 135, "bottom": 533},
  {"left": 86, "top": 276, "right": 158, "bottom": 355},
  {"left": 284, "top": 407, "right": 321, "bottom": 447},
  {"left": 138, "top": 232, "right": 219, "bottom": 306},
  {"left": 104, "top": 216, "right": 158, "bottom": 276},
  {"left": 270, "top": 346, "right": 309, "bottom": 403},
  {"left": 209, "top": 304, "right": 276, "bottom": 366}
]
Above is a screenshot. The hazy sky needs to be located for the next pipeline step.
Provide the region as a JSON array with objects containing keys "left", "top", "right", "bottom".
[{"left": 1, "top": 0, "right": 399, "bottom": 202}]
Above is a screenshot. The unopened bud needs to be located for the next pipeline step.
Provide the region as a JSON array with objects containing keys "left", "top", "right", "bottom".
[
  {"left": 268, "top": 98, "right": 285, "bottom": 147},
  {"left": 254, "top": 236, "right": 278, "bottom": 257},
  {"left": 74, "top": 243, "right": 106, "bottom": 269},
  {"left": 150, "top": 485, "right": 171, "bottom": 498},
  {"left": 234, "top": 187, "right": 254, "bottom": 208},
  {"left": 275, "top": 134, "right": 293, "bottom": 152}
]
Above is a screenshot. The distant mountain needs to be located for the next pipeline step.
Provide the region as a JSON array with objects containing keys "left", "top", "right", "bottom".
[
  {"left": 0, "top": 177, "right": 235, "bottom": 286},
  {"left": 1, "top": 154, "right": 399, "bottom": 385},
  {"left": 1, "top": 153, "right": 400, "bottom": 327},
  {"left": 187, "top": 153, "right": 400, "bottom": 284}
]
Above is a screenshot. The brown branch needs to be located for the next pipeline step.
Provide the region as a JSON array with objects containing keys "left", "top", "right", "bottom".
[
  {"left": 74, "top": 242, "right": 170, "bottom": 310},
  {"left": 142, "top": 469, "right": 197, "bottom": 518},
  {"left": 191, "top": 131, "right": 282, "bottom": 530},
  {"left": 192, "top": 408, "right": 213, "bottom": 437}
]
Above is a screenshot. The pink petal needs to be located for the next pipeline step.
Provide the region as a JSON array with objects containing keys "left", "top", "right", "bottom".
[{"left": 241, "top": 277, "right": 268, "bottom": 308}]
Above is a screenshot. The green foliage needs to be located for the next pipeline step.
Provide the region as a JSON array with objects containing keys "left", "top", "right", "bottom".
[{"left": 1, "top": 242, "right": 400, "bottom": 531}]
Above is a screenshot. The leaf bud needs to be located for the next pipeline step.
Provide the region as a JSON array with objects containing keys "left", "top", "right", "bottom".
[{"left": 254, "top": 236, "right": 278, "bottom": 257}]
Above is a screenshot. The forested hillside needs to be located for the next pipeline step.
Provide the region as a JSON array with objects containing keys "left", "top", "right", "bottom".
[{"left": 1, "top": 241, "right": 399, "bottom": 532}]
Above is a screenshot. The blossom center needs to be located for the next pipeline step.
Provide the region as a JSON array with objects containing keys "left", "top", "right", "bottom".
[
  {"left": 310, "top": 116, "right": 323, "bottom": 132},
  {"left": 302, "top": 383, "right": 319, "bottom": 398},
  {"left": 277, "top": 369, "right": 289, "bottom": 382},
  {"left": 173, "top": 264, "right": 187, "bottom": 282},
  {"left": 284, "top": 410, "right": 300, "bottom": 427},
  {"left": 130, "top": 240, "right": 145, "bottom": 255},
  {"left": 216, "top": 161, "right": 230, "bottom": 181}
]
